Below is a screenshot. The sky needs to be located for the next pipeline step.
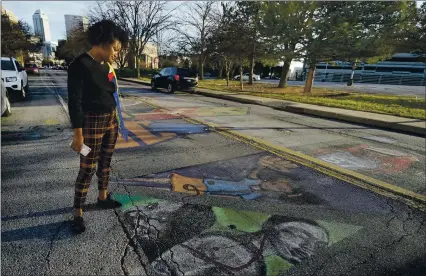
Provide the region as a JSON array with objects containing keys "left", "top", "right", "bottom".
[
  {"left": 1, "top": 1, "right": 184, "bottom": 44},
  {"left": 3, "top": 0, "right": 425, "bottom": 44},
  {"left": 2, "top": 1, "right": 96, "bottom": 43},
  {"left": 2, "top": 0, "right": 424, "bottom": 69}
]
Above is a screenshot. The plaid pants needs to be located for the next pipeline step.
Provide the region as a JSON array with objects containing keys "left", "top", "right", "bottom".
[{"left": 74, "top": 110, "right": 118, "bottom": 209}]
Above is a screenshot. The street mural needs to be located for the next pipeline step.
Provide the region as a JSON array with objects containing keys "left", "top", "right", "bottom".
[
  {"left": 314, "top": 144, "right": 422, "bottom": 174},
  {"left": 115, "top": 99, "right": 248, "bottom": 150},
  {"left": 115, "top": 154, "right": 313, "bottom": 203},
  {"left": 113, "top": 193, "right": 363, "bottom": 276},
  {"left": 112, "top": 152, "right": 393, "bottom": 214}
]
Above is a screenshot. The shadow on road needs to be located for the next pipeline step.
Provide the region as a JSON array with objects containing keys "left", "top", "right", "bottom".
[
  {"left": 1, "top": 221, "right": 73, "bottom": 242},
  {"left": 1, "top": 203, "right": 99, "bottom": 222}
]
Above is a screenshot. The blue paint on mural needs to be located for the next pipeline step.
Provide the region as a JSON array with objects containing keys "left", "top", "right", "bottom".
[
  {"left": 204, "top": 178, "right": 262, "bottom": 199},
  {"left": 148, "top": 122, "right": 209, "bottom": 134}
]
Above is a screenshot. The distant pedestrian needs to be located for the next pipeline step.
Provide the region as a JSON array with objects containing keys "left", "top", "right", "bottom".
[{"left": 67, "top": 20, "right": 129, "bottom": 234}]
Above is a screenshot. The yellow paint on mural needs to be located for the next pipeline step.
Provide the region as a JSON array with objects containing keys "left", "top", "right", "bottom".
[
  {"left": 126, "top": 121, "right": 176, "bottom": 145},
  {"left": 115, "top": 136, "right": 140, "bottom": 149},
  {"left": 44, "top": 119, "right": 59, "bottom": 125},
  {"left": 196, "top": 107, "right": 249, "bottom": 116},
  {"left": 115, "top": 121, "right": 176, "bottom": 149},
  {"left": 170, "top": 173, "right": 206, "bottom": 195},
  {"left": 122, "top": 112, "right": 132, "bottom": 119}
]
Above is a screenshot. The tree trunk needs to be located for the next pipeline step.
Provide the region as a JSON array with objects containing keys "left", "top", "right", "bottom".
[
  {"left": 278, "top": 58, "right": 292, "bottom": 88},
  {"left": 347, "top": 62, "right": 356, "bottom": 86},
  {"left": 304, "top": 62, "right": 316, "bottom": 94},
  {"left": 226, "top": 71, "right": 229, "bottom": 87},
  {"left": 218, "top": 63, "right": 223, "bottom": 80},
  {"left": 248, "top": 53, "right": 255, "bottom": 85},
  {"left": 239, "top": 65, "right": 243, "bottom": 91},
  {"left": 232, "top": 66, "right": 238, "bottom": 79},
  {"left": 225, "top": 60, "right": 232, "bottom": 87},
  {"left": 128, "top": 51, "right": 136, "bottom": 69},
  {"left": 137, "top": 58, "right": 141, "bottom": 79},
  {"left": 198, "top": 55, "right": 204, "bottom": 80}
]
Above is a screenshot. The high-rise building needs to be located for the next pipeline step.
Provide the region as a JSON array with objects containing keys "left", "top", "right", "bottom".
[
  {"left": 65, "top": 15, "right": 88, "bottom": 38},
  {"left": 32, "top": 9, "right": 51, "bottom": 42}
]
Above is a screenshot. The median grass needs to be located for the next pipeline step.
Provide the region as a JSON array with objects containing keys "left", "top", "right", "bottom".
[
  {"left": 138, "top": 77, "right": 151, "bottom": 83},
  {"left": 198, "top": 79, "right": 426, "bottom": 120}
]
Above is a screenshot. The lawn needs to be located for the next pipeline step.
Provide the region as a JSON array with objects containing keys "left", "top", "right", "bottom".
[
  {"left": 138, "top": 77, "right": 151, "bottom": 83},
  {"left": 197, "top": 79, "right": 426, "bottom": 120}
]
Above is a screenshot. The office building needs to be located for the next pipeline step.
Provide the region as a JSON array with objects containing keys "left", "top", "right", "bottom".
[
  {"left": 65, "top": 15, "right": 88, "bottom": 37},
  {"left": 32, "top": 9, "right": 51, "bottom": 42},
  {"left": 41, "top": 41, "right": 57, "bottom": 60}
]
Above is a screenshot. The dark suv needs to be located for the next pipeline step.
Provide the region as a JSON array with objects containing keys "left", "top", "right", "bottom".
[{"left": 151, "top": 67, "right": 198, "bottom": 93}]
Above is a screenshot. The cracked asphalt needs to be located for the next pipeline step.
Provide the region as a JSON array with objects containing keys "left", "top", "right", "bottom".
[{"left": 1, "top": 70, "right": 425, "bottom": 276}]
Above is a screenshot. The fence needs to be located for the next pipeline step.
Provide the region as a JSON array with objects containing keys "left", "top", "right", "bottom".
[{"left": 311, "top": 72, "right": 425, "bottom": 86}]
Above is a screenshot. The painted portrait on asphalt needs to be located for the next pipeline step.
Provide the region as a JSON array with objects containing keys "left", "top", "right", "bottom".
[
  {"left": 120, "top": 199, "right": 328, "bottom": 276},
  {"left": 115, "top": 193, "right": 362, "bottom": 276}
]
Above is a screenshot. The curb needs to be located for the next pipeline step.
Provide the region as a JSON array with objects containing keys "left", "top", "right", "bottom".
[{"left": 119, "top": 78, "right": 425, "bottom": 137}]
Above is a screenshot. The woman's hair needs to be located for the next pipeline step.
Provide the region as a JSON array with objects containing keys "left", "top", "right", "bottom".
[{"left": 88, "top": 20, "right": 128, "bottom": 47}]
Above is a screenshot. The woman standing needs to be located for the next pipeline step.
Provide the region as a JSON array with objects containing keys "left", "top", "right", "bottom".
[{"left": 68, "top": 20, "right": 128, "bottom": 234}]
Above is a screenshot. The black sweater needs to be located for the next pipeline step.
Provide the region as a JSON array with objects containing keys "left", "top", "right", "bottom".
[{"left": 67, "top": 53, "right": 116, "bottom": 128}]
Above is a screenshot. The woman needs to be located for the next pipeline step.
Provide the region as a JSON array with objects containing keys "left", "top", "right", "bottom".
[{"left": 68, "top": 20, "right": 128, "bottom": 234}]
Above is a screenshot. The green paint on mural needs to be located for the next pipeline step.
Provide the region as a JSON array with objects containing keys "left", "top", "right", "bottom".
[
  {"left": 316, "top": 220, "right": 363, "bottom": 245},
  {"left": 265, "top": 255, "right": 294, "bottom": 276},
  {"left": 211, "top": 207, "right": 271, "bottom": 233},
  {"left": 113, "top": 193, "right": 161, "bottom": 210}
]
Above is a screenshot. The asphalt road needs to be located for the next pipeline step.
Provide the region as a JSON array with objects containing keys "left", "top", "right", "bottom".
[{"left": 1, "top": 69, "right": 425, "bottom": 276}]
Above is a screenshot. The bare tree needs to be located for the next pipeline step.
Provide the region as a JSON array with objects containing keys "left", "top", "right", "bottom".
[
  {"left": 88, "top": 1, "right": 176, "bottom": 76},
  {"left": 208, "top": 2, "right": 252, "bottom": 90},
  {"left": 175, "top": 1, "right": 217, "bottom": 80}
]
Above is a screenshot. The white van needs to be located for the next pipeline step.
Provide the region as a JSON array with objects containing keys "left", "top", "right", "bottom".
[{"left": 1, "top": 57, "right": 28, "bottom": 101}]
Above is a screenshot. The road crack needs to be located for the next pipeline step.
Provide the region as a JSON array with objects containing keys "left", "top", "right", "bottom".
[
  {"left": 44, "top": 221, "right": 67, "bottom": 275},
  {"left": 110, "top": 167, "right": 148, "bottom": 276},
  {"left": 111, "top": 166, "right": 188, "bottom": 276}
]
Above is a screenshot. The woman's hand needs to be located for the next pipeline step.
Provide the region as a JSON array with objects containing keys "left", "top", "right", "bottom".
[{"left": 71, "top": 131, "right": 84, "bottom": 153}]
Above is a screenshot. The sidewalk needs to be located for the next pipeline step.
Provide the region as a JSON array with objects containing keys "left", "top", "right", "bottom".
[{"left": 120, "top": 78, "right": 425, "bottom": 136}]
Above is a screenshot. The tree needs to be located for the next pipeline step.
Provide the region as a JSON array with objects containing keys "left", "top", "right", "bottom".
[
  {"left": 175, "top": 1, "right": 217, "bottom": 80},
  {"left": 208, "top": 2, "right": 236, "bottom": 86},
  {"left": 1, "top": 14, "right": 39, "bottom": 57},
  {"left": 88, "top": 1, "right": 175, "bottom": 76},
  {"left": 300, "top": 1, "right": 419, "bottom": 93},
  {"left": 236, "top": 2, "right": 265, "bottom": 85},
  {"left": 56, "top": 28, "right": 90, "bottom": 63},
  {"left": 208, "top": 2, "right": 253, "bottom": 90},
  {"left": 389, "top": 1, "right": 424, "bottom": 54},
  {"left": 414, "top": 2, "right": 426, "bottom": 53},
  {"left": 261, "top": 1, "right": 318, "bottom": 88}
]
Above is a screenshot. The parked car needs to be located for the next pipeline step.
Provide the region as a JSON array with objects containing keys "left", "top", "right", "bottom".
[
  {"left": 1, "top": 80, "right": 12, "bottom": 117},
  {"left": 24, "top": 63, "right": 40, "bottom": 75},
  {"left": 233, "top": 73, "right": 261, "bottom": 81},
  {"left": 1, "top": 57, "right": 28, "bottom": 101},
  {"left": 151, "top": 67, "right": 198, "bottom": 93}
]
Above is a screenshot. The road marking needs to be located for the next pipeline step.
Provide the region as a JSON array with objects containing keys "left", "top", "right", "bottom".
[{"left": 137, "top": 97, "right": 426, "bottom": 211}]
